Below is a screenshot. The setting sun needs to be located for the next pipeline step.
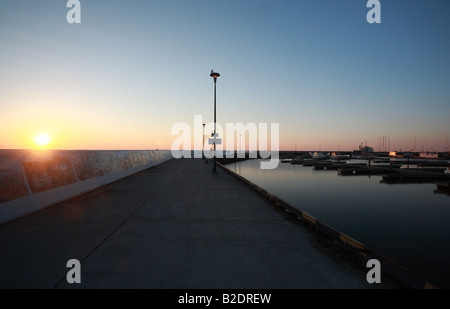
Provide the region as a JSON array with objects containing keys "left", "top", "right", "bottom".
[{"left": 34, "top": 134, "right": 51, "bottom": 148}]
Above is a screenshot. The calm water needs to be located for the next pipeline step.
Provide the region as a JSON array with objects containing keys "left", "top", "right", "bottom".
[{"left": 226, "top": 159, "right": 450, "bottom": 288}]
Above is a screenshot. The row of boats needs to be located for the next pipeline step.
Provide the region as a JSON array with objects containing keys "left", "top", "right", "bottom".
[{"left": 280, "top": 152, "right": 450, "bottom": 168}]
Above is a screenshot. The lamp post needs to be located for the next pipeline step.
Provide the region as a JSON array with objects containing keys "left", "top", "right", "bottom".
[
  {"left": 202, "top": 123, "right": 205, "bottom": 160},
  {"left": 210, "top": 70, "right": 220, "bottom": 174}
]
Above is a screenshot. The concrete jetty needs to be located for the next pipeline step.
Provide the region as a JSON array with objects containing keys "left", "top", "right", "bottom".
[{"left": 0, "top": 158, "right": 399, "bottom": 289}]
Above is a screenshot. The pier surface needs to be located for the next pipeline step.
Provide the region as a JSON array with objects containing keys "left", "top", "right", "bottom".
[{"left": 0, "top": 158, "right": 397, "bottom": 289}]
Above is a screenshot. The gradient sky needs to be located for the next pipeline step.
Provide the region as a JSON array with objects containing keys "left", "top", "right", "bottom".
[{"left": 1, "top": 0, "right": 449, "bottom": 151}]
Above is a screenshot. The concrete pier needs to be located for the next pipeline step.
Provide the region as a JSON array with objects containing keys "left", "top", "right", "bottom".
[{"left": 0, "top": 158, "right": 399, "bottom": 289}]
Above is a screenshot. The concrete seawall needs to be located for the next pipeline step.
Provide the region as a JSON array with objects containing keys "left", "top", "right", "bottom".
[{"left": 0, "top": 149, "right": 172, "bottom": 225}]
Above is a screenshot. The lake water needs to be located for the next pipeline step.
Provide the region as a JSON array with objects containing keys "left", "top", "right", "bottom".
[{"left": 226, "top": 159, "right": 450, "bottom": 288}]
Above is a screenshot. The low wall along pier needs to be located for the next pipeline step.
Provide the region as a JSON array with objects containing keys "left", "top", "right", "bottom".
[{"left": 0, "top": 149, "right": 172, "bottom": 225}]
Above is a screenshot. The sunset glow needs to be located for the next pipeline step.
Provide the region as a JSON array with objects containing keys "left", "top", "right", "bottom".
[
  {"left": 0, "top": 1, "right": 448, "bottom": 152},
  {"left": 34, "top": 134, "right": 51, "bottom": 149}
]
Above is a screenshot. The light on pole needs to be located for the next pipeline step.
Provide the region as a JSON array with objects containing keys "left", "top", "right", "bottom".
[
  {"left": 210, "top": 70, "right": 220, "bottom": 174},
  {"left": 202, "top": 123, "right": 206, "bottom": 160}
]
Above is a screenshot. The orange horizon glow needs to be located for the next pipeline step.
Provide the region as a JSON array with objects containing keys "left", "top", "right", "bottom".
[
  {"left": 0, "top": 108, "right": 447, "bottom": 152},
  {"left": 0, "top": 122, "right": 447, "bottom": 152}
]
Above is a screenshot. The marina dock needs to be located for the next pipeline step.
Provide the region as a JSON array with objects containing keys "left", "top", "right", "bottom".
[{"left": 282, "top": 156, "right": 450, "bottom": 185}]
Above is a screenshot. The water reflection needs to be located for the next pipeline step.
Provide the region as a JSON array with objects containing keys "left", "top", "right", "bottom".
[{"left": 227, "top": 159, "right": 450, "bottom": 288}]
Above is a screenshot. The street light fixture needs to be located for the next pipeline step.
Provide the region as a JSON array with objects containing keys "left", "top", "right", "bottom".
[
  {"left": 202, "top": 123, "right": 206, "bottom": 161},
  {"left": 210, "top": 70, "right": 220, "bottom": 174}
]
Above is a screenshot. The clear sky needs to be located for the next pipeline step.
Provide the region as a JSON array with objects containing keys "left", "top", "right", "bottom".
[{"left": 1, "top": 0, "right": 449, "bottom": 151}]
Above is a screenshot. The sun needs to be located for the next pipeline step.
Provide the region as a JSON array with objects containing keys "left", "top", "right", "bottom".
[{"left": 34, "top": 134, "right": 51, "bottom": 148}]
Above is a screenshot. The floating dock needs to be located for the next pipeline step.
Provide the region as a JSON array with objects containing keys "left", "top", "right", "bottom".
[
  {"left": 381, "top": 169, "right": 450, "bottom": 184},
  {"left": 286, "top": 157, "right": 450, "bottom": 184},
  {"left": 434, "top": 181, "right": 450, "bottom": 195}
]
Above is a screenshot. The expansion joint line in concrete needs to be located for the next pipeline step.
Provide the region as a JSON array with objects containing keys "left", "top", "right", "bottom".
[{"left": 52, "top": 159, "right": 188, "bottom": 288}]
